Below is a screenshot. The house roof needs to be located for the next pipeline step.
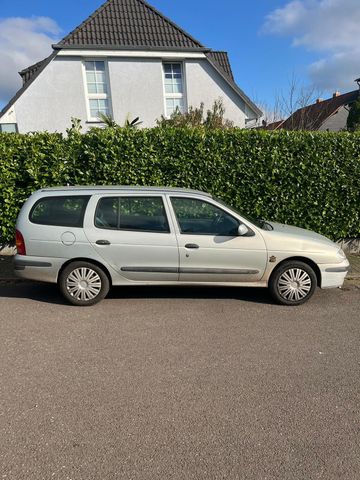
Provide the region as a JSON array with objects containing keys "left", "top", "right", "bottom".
[
  {"left": 55, "top": 0, "right": 205, "bottom": 50},
  {"left": 206, "top": 51, "right": 234, "bottom": 81},
  {"left": 281, "top": 90, "right": 360, "bottom": 130},
  {"left": 19, "top": 58, "right": 49, "bottom": 85},
  {"left": 255, "top": 119, "right": 285, "bottom": 130},
  {"left": 1, "top": 0, "right": 262, "bottom": 120},
  {"left": 265, "top": 120, "right": 284, "bottom": 130},
  {"left": 0, "top": 52, "right": 56, "bottom": 118}
]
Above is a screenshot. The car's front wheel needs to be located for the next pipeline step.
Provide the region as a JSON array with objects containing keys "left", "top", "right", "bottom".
[
  {"left": 269, "top": 261, "right": 317, "bottom": 306},
  {"left": 59, "top": 261, "right": 110, "bottom": 306}
]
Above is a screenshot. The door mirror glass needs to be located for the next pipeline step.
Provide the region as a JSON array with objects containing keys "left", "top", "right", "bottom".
[{"left": 238, "top": 224, "right": 249, "bottom": 236}]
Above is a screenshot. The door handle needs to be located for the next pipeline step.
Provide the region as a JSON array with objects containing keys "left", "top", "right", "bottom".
[
  {"left": 185, "top": 243, "right": 199, "bottom": 249},
  {"left": 96, "top": 239, "right": 111, "bottom": 245}
]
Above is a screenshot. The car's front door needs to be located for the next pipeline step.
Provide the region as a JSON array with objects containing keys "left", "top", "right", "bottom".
[
  {"left": 168, "top": 196, "right": 267, "bottom": 283},
  {"left": 84, "top": 194, "right": 179, "bottom": 282}
]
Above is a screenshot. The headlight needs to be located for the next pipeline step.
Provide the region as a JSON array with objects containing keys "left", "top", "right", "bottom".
[{"left": 337, "top": 248, "right": 347, "bottom": 260}]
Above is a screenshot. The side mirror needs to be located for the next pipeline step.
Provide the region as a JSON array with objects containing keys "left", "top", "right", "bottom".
[{"left": 238, "top": 224, "right": 249, "bottom": 236}]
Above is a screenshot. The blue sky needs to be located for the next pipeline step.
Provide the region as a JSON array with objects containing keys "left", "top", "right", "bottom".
[{"left": 0, "top": 0, "right": 359, "bottom": 112}]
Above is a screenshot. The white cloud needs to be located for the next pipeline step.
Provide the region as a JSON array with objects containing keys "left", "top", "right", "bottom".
[
  {"left": 263, "top": 0, "right": 360, "bottom": 91},
  {"left": 0, "top": 17, "right": 61, "bottom": 106}
]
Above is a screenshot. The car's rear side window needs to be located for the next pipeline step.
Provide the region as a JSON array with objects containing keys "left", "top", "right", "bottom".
[
  {"left": 29, "top": 196, "right": 90, "bottom": 227},
  {"left": 95, "top": 196, "right": 170, "bottom": 233}
]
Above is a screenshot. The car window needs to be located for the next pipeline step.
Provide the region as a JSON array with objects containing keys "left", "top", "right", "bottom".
[
  {"left": 29, "top": 196, "right": 90, "bottom": 227},
  {"left": 171, "top": 197, "right": 239, "bottom": 236},
  {"left": 95, "top": 196, "right": 170, "bottom": 233}
]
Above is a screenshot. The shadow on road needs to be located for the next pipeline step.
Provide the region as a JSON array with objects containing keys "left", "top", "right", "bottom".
[{"left": 0, "top": 281, "right": 274, "bottom": 306}]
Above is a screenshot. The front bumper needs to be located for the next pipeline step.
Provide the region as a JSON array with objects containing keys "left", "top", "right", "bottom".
[{"left": 319, "top": 258, "right": 350, "bottom": 289}]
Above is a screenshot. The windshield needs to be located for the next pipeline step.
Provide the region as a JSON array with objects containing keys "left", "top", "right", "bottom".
[{"left": 213, "top": 197, "right": 272, "bottom": 230}]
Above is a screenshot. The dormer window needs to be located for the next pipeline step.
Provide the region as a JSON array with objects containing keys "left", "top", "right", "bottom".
[{"left": 163, "top": 63, "right": 186, "bottom": 117}]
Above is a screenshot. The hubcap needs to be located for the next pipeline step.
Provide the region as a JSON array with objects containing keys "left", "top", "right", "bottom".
[
  {"left": 66, "top": 267, "right": 102, "bottom": 301},
  {"left": 278, "top": 268, "right": 312, "bottom": 302}
]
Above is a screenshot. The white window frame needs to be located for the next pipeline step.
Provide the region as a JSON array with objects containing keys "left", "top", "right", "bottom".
[
  {"left": 0, "top": 123, "right": 18, "bottom": 133},
  {"left": 82, "top": 59, "right": 113, "bottom": 122},
  {"left": 162, "top": 62, "right": 187, "bottom": 118}
]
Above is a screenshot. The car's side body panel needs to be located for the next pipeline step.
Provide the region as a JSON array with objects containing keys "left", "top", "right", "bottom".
[
  {"left": 165, "top": 194, "right": 268, "bottom": 283},
  {"left": 83, "top": 193, "right": 180, "bottom": 283},
  {"left": 14, "top": 186, "right": 349, "bottom": 293}
]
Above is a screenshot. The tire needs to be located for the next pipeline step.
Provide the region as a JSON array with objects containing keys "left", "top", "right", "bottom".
[
  {"left": 269, "top": 261, "right": 317, "bottom": 306},
  {"left": 59, "top": 261, "right": 110, "bottom": 306}
]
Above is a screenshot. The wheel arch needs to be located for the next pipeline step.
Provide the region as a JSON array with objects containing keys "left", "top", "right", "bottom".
[
  {"left": 269, "top": 256, "right": 322, "bottom": 287},
  {"left": 57, "top": 257, "right": 113, "bottom": 286}
]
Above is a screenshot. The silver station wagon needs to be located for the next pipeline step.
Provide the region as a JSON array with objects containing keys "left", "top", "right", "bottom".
[{"left": 14, "top": 186, "right": 349, "bottom": 306}]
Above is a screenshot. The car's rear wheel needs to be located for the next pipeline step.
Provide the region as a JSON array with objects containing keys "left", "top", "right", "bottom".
[
  {"left": 59, "top": 261, "right": 109, "bottom": 306},
  {"left": 269, "top": 261, "right": 317, "bottom": 306}
]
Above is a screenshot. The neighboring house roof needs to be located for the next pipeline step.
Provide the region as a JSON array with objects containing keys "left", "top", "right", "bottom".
[
  {"left": 55, "top": 0, "right": 204, "bottom": 50},
  {"left": 281, "top": 90, "right": 359, "bottom": 130},
  {"left": 255, "top": 120, "right": 285, "bottom": 130},
  {"left": 1, "top": 0, "right": 262, "bottom": 120},
  {"left": 265, "top": 120, "right": 284, "bottom": 130}
]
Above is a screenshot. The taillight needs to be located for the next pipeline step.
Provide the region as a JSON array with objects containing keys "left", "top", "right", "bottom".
[{"left": 15, "top": 229, "right": 26, "bottom": 255}]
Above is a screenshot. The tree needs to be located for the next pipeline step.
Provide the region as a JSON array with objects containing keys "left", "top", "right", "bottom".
[
  {"left": 253, "top": 74, "right": 324, "bottom": 130},
  {"left": 156, "top": 99, "right": 234, "bottom": 129},
  {"left": 347, "top": 97, "right": 360, "bottom": 132}
]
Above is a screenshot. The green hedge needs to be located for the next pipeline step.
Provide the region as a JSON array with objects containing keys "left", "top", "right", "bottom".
[{"left": 0, "top": 128, "right": 359, "bottom": 244}]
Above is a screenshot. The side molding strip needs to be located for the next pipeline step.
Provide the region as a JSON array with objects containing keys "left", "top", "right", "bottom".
[
  {"left": 325, "top": 266, "right": 350, "bottom": 273},
  {"left": 180, "top": 268, "right": 259, "bottom": 274},
  {"left": 121, "top": 267, "right": 178, "bottom": 273},
  {"left": 14, "top": 260, "right": 52, "bottom": 269},
  {"left": 121, "top": 267, "right": 259, "bottom": 275}
]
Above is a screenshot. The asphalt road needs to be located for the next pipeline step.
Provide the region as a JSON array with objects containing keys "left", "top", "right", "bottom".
[{"left": 0, "top": 283, "right": 359, "bottom": 480}]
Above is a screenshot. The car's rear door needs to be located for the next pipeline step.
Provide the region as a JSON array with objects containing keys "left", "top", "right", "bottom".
[
  {"left": 167, "top": 195, "right": 267, "bottom": 283},
  {"left": 84, "top": 194, "right": 179, "bottom": 282}
]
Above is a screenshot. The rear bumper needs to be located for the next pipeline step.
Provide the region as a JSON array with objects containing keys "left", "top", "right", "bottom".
[
  {"left": 319, "top": 259, "right": 350, "bottom": 289},
  {"left": 14, "top": 255, "right": 66, "bottom": 283}
]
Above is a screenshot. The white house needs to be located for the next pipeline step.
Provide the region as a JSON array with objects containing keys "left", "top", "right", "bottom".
[{"left": 0, "top": 0, "right": 262, "bottom": 133}]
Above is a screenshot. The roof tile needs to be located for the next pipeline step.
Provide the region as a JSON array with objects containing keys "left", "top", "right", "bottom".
[
  {"left": 281, "top": 90, "right": 359, "bottom": 130},
  {"left": 57, "top": 0, "right": 204, "bottom": 49},
  {"left": 206, "top": 51, "right": 234, "bottom": 81}
]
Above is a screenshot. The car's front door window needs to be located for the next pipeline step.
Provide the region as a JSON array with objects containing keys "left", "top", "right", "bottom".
[{"left": 170, "top": 197, "right": 239, "bottom": 236}]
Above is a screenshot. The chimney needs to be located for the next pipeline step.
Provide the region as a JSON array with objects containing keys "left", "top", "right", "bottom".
[
  {"left": 333, "top": 91, "right": 340, "bottom": 98},
  {"left": 316, "top": 98, "right": 323, "bottom": 104}
]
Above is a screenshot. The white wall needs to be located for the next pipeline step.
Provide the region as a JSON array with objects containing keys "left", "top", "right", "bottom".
[
  {"left": 13, "top": 57, "right": 87, "bottom": 133},
  {"left": 1, "top": 53, "right": 255, "bottom": 133},
  {"left": 318, "top": 106, "right": 349, "bottom": 132},
  {"left": 108, "top": 58, "right": 164, "bottom": 127},
  {"left": 185, "top": 60, "right": 248, "bottom": 125}
]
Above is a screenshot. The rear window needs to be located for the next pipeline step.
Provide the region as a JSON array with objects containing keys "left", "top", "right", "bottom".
[
  {"left": 95, "top": 196, "right": 170, "bottom": 233},
  {"left": 29, "top": 196, "right": 90, "bottom": 227}
]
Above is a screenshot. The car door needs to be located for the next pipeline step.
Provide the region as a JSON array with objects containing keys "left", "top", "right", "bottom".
[
  {"left": 84, "top": 194, "right": 179, "bottom": 282},
  {"left": 168, "top": 195, "right": 267, "bottom": 283}
]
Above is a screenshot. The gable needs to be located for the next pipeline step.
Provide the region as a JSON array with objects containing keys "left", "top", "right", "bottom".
[{"left": 1, "top": 0, "right": 262, "bottom": 123}]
